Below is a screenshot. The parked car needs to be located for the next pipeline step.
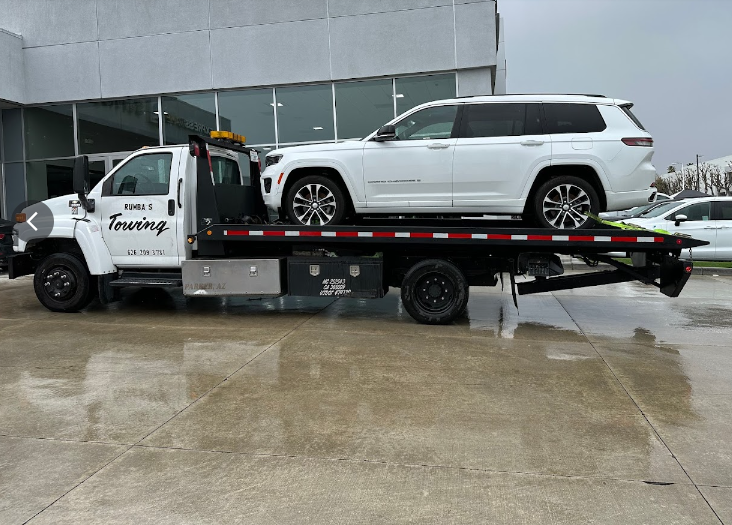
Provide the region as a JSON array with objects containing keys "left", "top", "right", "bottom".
[
  {"left": 0, "top": 219, "right": 14, "bottom": 269},
  {"left": 600, "top": 198, "right": 677, "bottom": 221},
  {"left": 654, "top": 192, "right": 671, "bottom": 202},
  {"left": 625, "top": 197, "right": 732, "bottom": 260},
  {"left": 261, "top": 94, "right": 657, "bottom": 230}
]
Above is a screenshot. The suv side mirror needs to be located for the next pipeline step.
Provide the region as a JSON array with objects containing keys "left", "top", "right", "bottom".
[
  {"left": 72, "top": 155, "right": 94, "bottom": 212},
  {"left": 674, "top": 214, "right": 688, "bottom": 227},
  {"left": 373, "top": 125, "right": 396, "bottom": 142}
]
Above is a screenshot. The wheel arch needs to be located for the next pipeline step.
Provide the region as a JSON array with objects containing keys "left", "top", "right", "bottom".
[
  {"left": 524, "top": 164, "right": 607, "bottom": 216},
  {"left": 282, "top": 166, "right": 356, "bottom": 216}
]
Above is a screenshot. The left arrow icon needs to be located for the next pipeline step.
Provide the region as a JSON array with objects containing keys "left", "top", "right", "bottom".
[{"left": 27, "top": 212, "right": 39, "bottom": 232}]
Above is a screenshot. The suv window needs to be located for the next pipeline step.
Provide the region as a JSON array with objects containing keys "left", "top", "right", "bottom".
[
  {"left": 620, "top": 104, "right": 646, "bottom": 131},
  {"left": 719, "top": 201, "right": 732, "bottom": 220},
  {"left": 543, "top": 103, "right": 606, "bottom": 134},
  {"left": 211, "top": 156, "right": 241, "bottom": 185},
  {"left": 667, "top": 202, "right": 711, "bottom": 222},
  {"left": 394, "top": 105, "right": 458, "bottom": 141},
  {"left": 459, "top": 103, "right": 543, "bottom": 138},
  {"left": 111, "top": 153, "right": 172, "bottom": 196}
]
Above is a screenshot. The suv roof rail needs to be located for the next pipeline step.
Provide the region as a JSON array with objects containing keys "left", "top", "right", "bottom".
[{"left": 456, "top": 93, "right": 607, "bottom": 99}]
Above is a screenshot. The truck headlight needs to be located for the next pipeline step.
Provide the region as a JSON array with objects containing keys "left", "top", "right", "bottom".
[{"left": 265, "top": 154, "right": 283, "bottom": 168}]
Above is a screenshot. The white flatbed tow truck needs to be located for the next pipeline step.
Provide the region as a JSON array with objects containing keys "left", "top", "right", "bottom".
[{"left": 8, "top": 133, "right": 706, "bottom": 324}]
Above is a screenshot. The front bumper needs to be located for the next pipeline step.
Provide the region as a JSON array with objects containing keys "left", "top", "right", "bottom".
[{"left": 260, "top": 166, "right": 284, "bottom": 212}]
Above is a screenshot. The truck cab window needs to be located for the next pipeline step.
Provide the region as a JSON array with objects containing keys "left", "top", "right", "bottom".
[
  {"left": 111, "top": 153, "right": 173, "bottom": 196},
  {"left": 211, "top": 156, "right": 242, "bottom": 185}
]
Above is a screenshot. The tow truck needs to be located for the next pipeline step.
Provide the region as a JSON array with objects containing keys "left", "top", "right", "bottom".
[{"left": 8, "top": 132, "right": 706, "bottom": 325}]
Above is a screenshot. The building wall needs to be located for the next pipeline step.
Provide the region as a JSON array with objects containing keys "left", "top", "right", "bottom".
[
  {"left": 0, "top": 0, "right": 502, "bottom": 104},
  {"left": 0, "top": 28, "right": 24, "bottom": 104}
]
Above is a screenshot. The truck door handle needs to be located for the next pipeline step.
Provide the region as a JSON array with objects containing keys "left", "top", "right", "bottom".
[
  {"left": 177, "top": 178, "right": 183, "bottom": 208},
  {"left": 168, "top": 199, "right": 175, "bottom": 216},
  {"left": 521, "top": 140, "right": 545, "bottom": 146},
  {"left": 427, "top": 143, "right": 450, "bottom": 150}
]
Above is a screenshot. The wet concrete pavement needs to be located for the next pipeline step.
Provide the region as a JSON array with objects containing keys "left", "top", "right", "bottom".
[{"left": 1, "top": 273, "right": 731, "bottom": 524}]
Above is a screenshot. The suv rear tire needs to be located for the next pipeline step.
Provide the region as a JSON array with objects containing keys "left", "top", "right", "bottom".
[
  {"left": 533, "top": 176, "right": 600, "bottom": 230},
  {"left": 285, "top": 175, "right": 347, "bottom": 226}
]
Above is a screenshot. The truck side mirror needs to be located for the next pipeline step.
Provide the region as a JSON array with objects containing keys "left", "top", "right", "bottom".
[
  {"left": 674, "top": 214, "right": 688, "bottom": 227},
  {"left": 73, "top": 155, "right": 94, "bottom": 212},
  {"left": 373, "top": 125, "right": 396, "bottom": 142}
]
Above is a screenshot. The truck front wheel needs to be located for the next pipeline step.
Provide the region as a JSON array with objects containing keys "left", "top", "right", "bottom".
[
  {"left": 401, "top": 259, "right": 469, "bottom": 325},
  {"left": 33, "top": 253, "right": 94, "bottom": 312}
]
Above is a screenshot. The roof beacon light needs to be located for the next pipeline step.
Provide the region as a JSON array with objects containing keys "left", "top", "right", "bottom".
[{"left": 210, "top": 131, "right": 246, "bottom": 144}]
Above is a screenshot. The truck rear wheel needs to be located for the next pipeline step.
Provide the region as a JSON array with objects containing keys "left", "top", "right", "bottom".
[
  {"left": 33, "top": 253, "right": 94, "bottom": 312},
  {"left": 401, "top": 259, "right": 469, "bottom": 325}
]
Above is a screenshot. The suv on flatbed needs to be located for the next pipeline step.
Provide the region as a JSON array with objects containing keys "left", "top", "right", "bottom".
[{"left": 261, "top": 94, "right": 656, "bottom": 229}]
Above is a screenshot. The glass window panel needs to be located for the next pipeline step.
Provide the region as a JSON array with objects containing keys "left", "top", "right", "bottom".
[
  {"left": 276, "top": 84, "right": 334, "bottom": 144},
  {"left": 77, "top": 98, "right": 160, "bottom": 155},
  {"left": 218, "top": 89, "right": 276, "bottom": 147},
  {"left": 111, "top": 153, "right": 172, "bottom": 196},
  {"left": 668, "top": 202, "right": 711, "bottom": 222},
  {"left": 460, "top": 103, "right": 527, "bottom": 138},
  {"left": 395, "top": 74, "right": 456, "bottom": 115},
  {"left": 210, "top": 156, "right": 241, "bottom": 185},
  {"left": 335, "top": 79, "right": 394, "bottom": 140},
  {"left": 26, "top": 159, "right": 74, "bottom": 202},
  {"left": 162, "top": 93, "right": 217, "bottom": 145},
  {"left": 394, "top": 105, "right": 458, "bottom": 141},
  {"left": 543, "top": 103, "right": 607, "bottom": 134},
  {"left": 1, "top": 108, "right": 24, "bottom": 162},
  {"left": 24, "top": 105, "right": 75, "bottom": 160},
  {"left": 3, "top": 162, "right": 26, "bottom": 216}
]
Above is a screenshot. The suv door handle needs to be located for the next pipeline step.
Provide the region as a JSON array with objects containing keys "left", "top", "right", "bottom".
[
  {"left": 521, "top": 140, "right": 545, "bottom": 146},
  {"left": 427, "top": 143, "right": 450, "bottom": 150}
]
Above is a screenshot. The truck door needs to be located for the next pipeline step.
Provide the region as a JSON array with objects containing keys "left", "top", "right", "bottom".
[{"left": 98, "top": 150, "right": 181, "bottom": 268}]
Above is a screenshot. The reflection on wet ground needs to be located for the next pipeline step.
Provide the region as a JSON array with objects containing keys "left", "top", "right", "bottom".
[{"left": 1, "top": 274, "right": 731, "bottom": 524}]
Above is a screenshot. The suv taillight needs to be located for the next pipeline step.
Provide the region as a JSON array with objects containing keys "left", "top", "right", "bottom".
[{"left": 622, "top": 137, "right": 653, "bottom": 147}]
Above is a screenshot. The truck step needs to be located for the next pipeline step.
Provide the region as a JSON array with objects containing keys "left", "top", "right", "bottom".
[{"left": 110, "top": 274, "right": 182, "bottom": 288}]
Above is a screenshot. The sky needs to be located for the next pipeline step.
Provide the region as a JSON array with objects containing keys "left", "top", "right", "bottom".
[{"left": 497, "top": 0, "right": 732, "bottom": 174}]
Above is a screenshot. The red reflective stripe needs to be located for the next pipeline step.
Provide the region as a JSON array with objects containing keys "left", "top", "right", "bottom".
[
  {"left": 655, "top": 237, "right": 665, "bottom": 243},
  {"left": 226, "top": 230, "right": 249, "bottom": 236},
  {"left": 447, "top": 233, "right": 472, "bottom": 239},
  {"left": 299, "top": 230, "right": 322, "bottom": 237},
  {"left": 527, "top": 235, "right": 553, "bottom": 241},
  {"left": 568, "top": 236, "right": 595, "bottom": 242},
  {"left": 611, "top": 236, "right": 638, "bottom": 243},
  {"left": 263, "top": 230, "right": 285, "bottom": 237},
  {"left": 335, "top": 231, "right": 358, "bottom": 237},
  {"left": 487, "top": 234, "right": 512, "bottom": 240},
  {"left": 373, "top": 231, "right": 396, "bottom": 238},
  {"left": 410, "top": 232, "right": 434, "bottom": 238}
]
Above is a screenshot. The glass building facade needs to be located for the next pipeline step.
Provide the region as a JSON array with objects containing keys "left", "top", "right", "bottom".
[{"left": 1, "top": 73, "right": 455, "bottom": 217}]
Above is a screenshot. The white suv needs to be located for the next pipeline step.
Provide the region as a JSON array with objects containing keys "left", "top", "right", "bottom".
[{"left": 260, "top": 94, "right": 657, "bottom": 229}]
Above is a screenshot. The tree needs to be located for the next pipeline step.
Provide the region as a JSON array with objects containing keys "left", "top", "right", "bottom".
[{"left": 667, "top": 165, "right": 676, "bottom": 174}]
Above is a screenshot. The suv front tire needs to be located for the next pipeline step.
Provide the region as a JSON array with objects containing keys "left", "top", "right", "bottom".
[{"left": 285, "top": 175, "right": 347, "bottom": 226}]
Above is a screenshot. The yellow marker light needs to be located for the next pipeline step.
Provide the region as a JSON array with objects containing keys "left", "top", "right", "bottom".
[
  {"left": 15, "top": 213, "right": 26, "bottom": 223},
  {"left": 210, "top": 131, "right": 246, "bottom": 143},
  {"left": 207, "top": 230, "right": 213, "bottom": 236},
  {"left": 187, "top": 236, "right": 195, "bottom": 244}
]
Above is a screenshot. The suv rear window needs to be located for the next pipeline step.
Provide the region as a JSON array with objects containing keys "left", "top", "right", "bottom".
[
  {"left": 620, "top": 104, "right": 646, "bottom": 131},
  {"left": 459, "top": 103, "right": 543, "bottom": 138},
  {"left": 543, "top": 103, "right": 606, "bottom": 134}
]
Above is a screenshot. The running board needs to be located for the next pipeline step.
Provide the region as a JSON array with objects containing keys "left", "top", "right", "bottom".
[{"left": 110, "top": 272, "right": 182, "bottom": 288}]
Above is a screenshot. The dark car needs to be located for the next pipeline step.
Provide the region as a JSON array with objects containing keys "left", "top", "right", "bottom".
[{"left": 0, "top": 219, "right": 14, "bottom": 269}]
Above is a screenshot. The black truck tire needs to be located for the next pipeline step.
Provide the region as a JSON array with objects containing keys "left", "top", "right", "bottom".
[
  {"left": 401, "top": 259, "right": 469, "bottom": 325},
  {"left": 33, "top": 252, "right": 94, "bottom": 312}
]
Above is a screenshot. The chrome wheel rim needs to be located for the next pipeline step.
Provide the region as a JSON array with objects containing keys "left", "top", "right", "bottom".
[
  {"left": 292, "top": 184, "right": 337, "bottom": 225},
  {"left": 542, "top": 184, "right": 591, "bottom": 229}
]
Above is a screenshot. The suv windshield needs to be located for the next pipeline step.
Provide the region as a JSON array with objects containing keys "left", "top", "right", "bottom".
[{"left": 638, "top": 200, "right": 686, "bottom": 218}]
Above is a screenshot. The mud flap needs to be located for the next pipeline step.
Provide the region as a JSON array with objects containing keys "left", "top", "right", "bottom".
[
  {"left": 660, "top": 257, "right": 693, "bottom": 298},
  {"left": 7, "top": 253, "right": 34, "bottom": 279}
]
